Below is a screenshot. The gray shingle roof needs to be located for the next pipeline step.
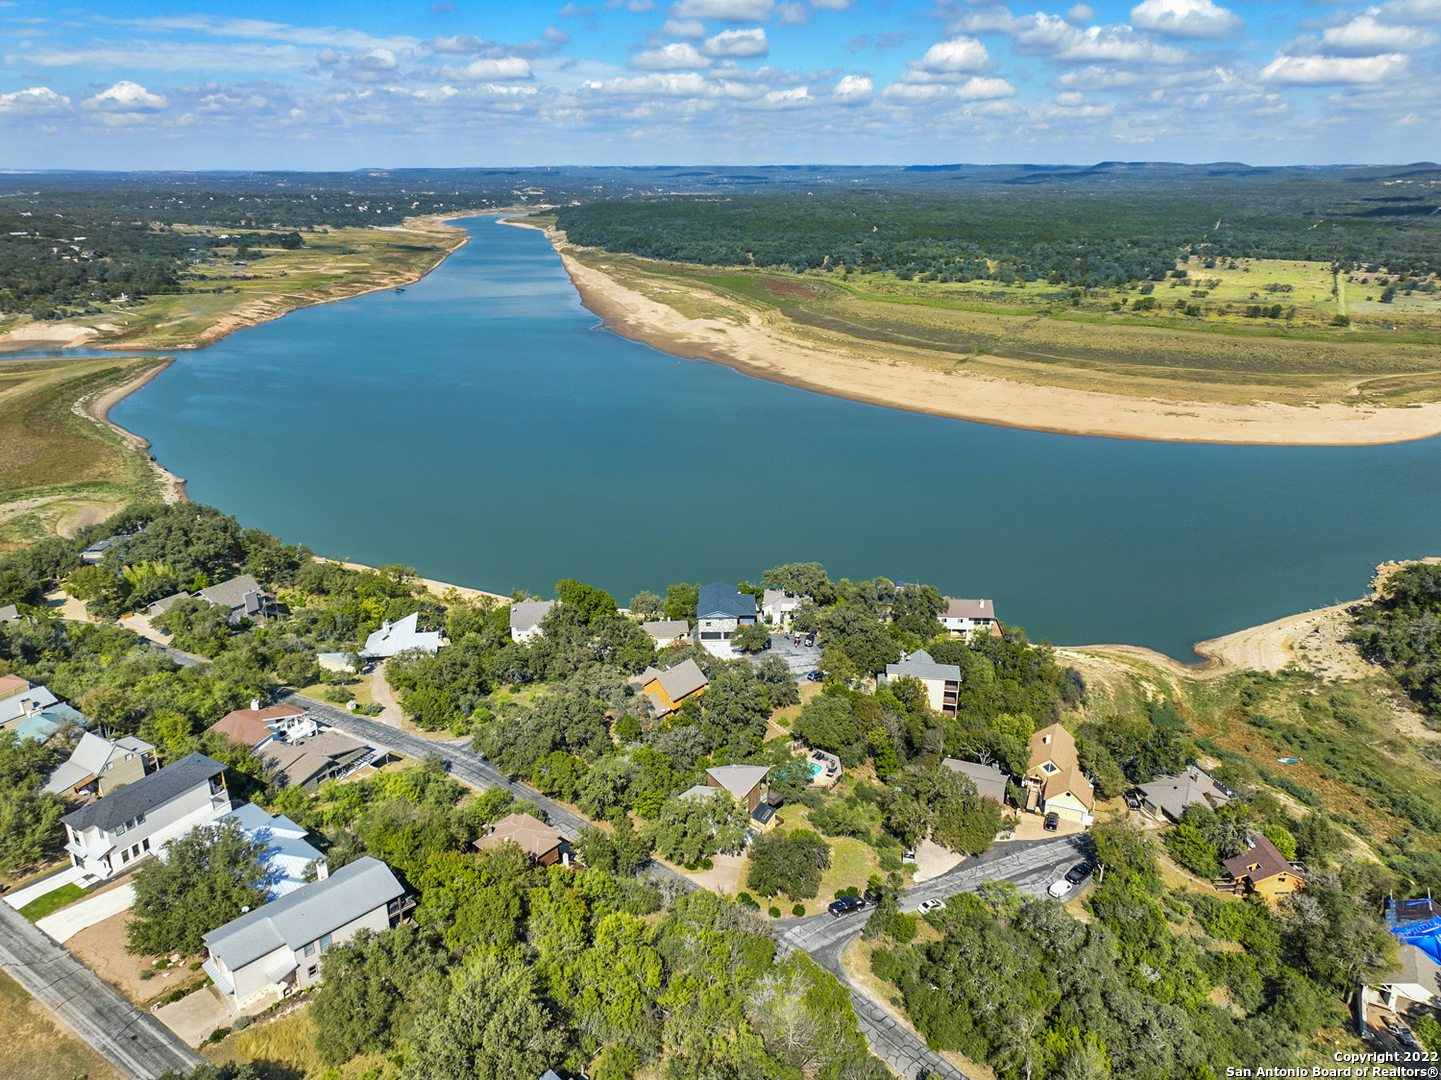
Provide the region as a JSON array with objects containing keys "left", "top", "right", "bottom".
[
  {"left": 509, "top": 599, "right": 555, "bottom": 631},
  {"left": 203, "top": 856, "right": 404, "bottom": 971},
  {"left": 706, "top": 764, "right": 770, "bottom": 800},
  {"left": 61, "top": 752, "right": 223, "bottom": 832},
  {"left": 885, "top": 650, "right": 961, "bottom": 683},
  {"left": 697, "top": 582, "right": 756, "bottom": 620},
  {"left": 44, "top": 732, "right": 153, "bottom": 794},
  {"left": 651, "top": 659, "right": 708, "bottom": 702},
  {"left": 199, "top": 575, "right": 262, "bottom": 611},
  {"left": 941, "top": 758, "right": 1011, "bottom": 804},
  {"left": 640, "top": 619, "right": 690, "bottom": 640}
]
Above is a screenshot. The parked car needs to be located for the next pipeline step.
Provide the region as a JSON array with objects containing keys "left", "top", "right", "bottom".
[
  {"left": 803, "top": 634, "right": 816, "bottom": 647},
  {"left": 902, "top": 849, "right": 917, "bottom": 862},
  {"left": 806, "top": 670, "right": 823, "bottom": 682},
  {"left": 1064, "top": 862, "right": 1092, "bottom": 885},
  {"left": 828, "top": 896, "right": 867, "bottom": 917},
  {"left": 1047, "top": 877, "right": 1075, "bottom": 899},
  {"left": 1043, "top": 812, "right": 1060, "bottom": 832},
  {"left": 1124, "top": 792, "right": 1141, "bottom": 811},
  {"left": 762, "top": 636, "right": 772, "bottom": 650},
  {"left": 917, "top": 899, "right": 946, "bottom": 915}
]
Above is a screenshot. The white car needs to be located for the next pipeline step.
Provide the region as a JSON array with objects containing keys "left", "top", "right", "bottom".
[
  {"left": 917, "top": 899, "right": 946, "bottom": 916},
  {"left": 1047, "top": 878, "right": 1075, "bottom": 899}
]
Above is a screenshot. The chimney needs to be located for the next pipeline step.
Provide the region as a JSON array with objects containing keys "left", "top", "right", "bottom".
[{"left": 250, "top": 699, "right": 260, "bottom": 712}]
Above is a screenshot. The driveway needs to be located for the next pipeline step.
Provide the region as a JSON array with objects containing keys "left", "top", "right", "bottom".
[
  {"left": 155, "top": 986, "right": 236, "bottom": 1048},
  {"left": 747, "top": 634, "right": 821, "bottom": 676},
  {"left": 37, "top": 884, "right": 135, "bottom": 944}
]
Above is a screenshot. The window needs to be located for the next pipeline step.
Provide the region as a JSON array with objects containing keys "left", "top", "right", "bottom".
[
  {"left": 1042, "top": 763, "right": 1058, "bottom": 774},
  {"left": 101, "top": 762, "right": 113, "bottom": 771},
  {"left": 307, "top": 966, "right": 318, "bottom": 979},
  {"left": 115, "top": 823, "right": 127, "bottom": 835},
  {"left": 134, "top": 813, "right": 145, "bottom": 826},
  {"left": 319, "top": 934, "right": 333, "bottom": 952},
  {"left": 304, "top": 942, "right": 314, "bottom": 956},
  {"left": 121, "top": 850, "right": 130, "bottom": 864},
  {"left": 142, "top": 839, "right": 150, "bottom": 852}
]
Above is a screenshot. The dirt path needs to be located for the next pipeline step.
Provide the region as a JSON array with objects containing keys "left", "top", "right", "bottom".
[{"left": 369, "top": 661, "right": 404, "bottom": 727}]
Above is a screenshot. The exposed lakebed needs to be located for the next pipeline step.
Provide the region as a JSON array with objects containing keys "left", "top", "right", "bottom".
[{"left": 110, "top": 216, "right": 1441, "bottom": 660}]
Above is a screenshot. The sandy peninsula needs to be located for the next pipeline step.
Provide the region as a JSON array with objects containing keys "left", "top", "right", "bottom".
[{"left": 508, "top": 219, "right": 1441, "bottom": 448}]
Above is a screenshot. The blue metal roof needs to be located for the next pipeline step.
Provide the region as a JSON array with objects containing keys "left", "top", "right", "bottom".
[{"left": 697, "top": 582, "right": 756, "bottom": 620}]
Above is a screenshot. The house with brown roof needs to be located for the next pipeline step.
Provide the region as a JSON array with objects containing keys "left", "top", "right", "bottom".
[
  {"left": 940, "top": 598, "right": 1000, "bottom": 639},
  {"left": 1222, "top": 833, "right": 1305, "bottom": 904},
  {"left": 1023, "top": 723, "right": 1095, "bottom": 826},
  {"left": 210, "top": 701, "right": 315, "bottom": 751},
  {"left": 637, "top": 659, "right": 708, "bottom": 717},
  {"left": 473, "top": 812, "right": 570, "bottom": 866}
]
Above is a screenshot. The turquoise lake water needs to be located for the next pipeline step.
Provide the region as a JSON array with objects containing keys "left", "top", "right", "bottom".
[{"left": 109, "top": 216, "right": 1441, "bottom": 660}]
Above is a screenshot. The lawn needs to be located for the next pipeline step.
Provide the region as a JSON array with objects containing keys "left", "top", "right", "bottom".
[
  {"left": 0, "top": 968, "right": 123, "bottom": 1080},
  {"left": 771, "top": 800, "right": 882, "bottom": 917},
  {"left": 17, "top": 883, "right": 87, "bottom": 922}
]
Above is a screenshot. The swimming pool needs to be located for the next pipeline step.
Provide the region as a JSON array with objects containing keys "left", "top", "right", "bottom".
[{"left": 807, "top": 761, "right": 824, "bottom": 778}]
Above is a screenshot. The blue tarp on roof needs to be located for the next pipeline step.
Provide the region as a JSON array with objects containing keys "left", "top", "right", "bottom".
[{"left": 1386, "top": 899, "right": 1441, "bottom": 965}]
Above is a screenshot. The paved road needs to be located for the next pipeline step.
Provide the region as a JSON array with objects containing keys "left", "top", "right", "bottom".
[
  {"left": 778, "top": 836, "right": 1088, "bottom": 1080},
  {"left": 0, "top": 903, "right": 203, "bottom": 1080}
]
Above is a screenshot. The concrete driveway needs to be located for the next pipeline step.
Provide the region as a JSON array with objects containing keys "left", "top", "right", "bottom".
[
  {"left": 37, "top": 883, "right": 135, "bottom": 943},
  {"left": 749, "top": 634, "right": 821, "bottom": 676},
  {"left": 155, "top": 986, "right": 236, "bottom": 1048}
]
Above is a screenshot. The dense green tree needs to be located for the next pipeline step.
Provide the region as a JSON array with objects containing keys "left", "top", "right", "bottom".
[
  {"left": 555, "top": 578, "right": 619, "bottom": 624},
  {"left": 127, "top": 818, "right": 270, "bottom": 955},
  {"left": 745, "top": 829, "right": 831, "bottom": 900},
  {"left": 628, "top": 591, "right": 664, "bottom": 619},
  {"left": 663, "top": 583, "right": 698, "bottom": 622},
  {"left": 761, "top": 562, "right": 836, "bottom": 604},
  {"left": 645, "top": 790, "right": 750, "bottom": 864},
  {"left": 730, "top": 622, "right": 771, "bottom": 653}
]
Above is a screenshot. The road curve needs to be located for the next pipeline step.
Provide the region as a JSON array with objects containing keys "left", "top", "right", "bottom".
[{"left": 0, "top": 903, "right": 204, "bottom": 1080}]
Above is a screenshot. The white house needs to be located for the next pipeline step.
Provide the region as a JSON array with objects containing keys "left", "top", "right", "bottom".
[
  {"left": 1367, "top": 943, "right": 1440, "bottom": 1012},
  {"left": 0, "top": 675, "right": 60, "bottom": 729},
  {"left": 61, "top": 752, "right": 232, "bottom": 881},
  {"left": 509, "top": 600, "right": 556, "bottom": 643},
  {"left": 222, "top": 802, "right": 328, "bottom": 898},
  {"left": 640, "top": 619, "right": 690, "bottom": 648},
  {"left": 202, "top": 856, "right": 409, "bottom": 1009},
  {"left": 696, "top": 583, "right": 757, "bottom": 651},
  {"left": 761, "top": 589, "right": 800, "bottom": 626},
  {"left": 880, "top": 650, "right": 961, "bottom": 717},
  {"left": 361, "top": 612, "right": 443, "bottom": 660},
  {"left": 43, "top": 732, "right": 157, "bottom": 799},
  {"left": 940, "top": 598, "right": 999, "bottom": 639}
]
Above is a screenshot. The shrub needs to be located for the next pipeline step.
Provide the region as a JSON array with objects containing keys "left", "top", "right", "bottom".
[
  {"left": 769, "top": 906, "right": 782, "bottom": 918},
  {"left": 232, "top": 1015, "right": 253, "bottom": 1032},
  {"left": 792, "top": 903, "right": 806, "bottom": 917}
]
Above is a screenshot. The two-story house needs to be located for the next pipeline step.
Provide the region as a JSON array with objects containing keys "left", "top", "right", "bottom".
[
  {"left": 43, "top": 732, "right": 157, "bottom": 799},
  {"left": 880, "top": 650, "right": 961, "bottom": 717},
  {"left": 202, "top": 856, "right": 410, "bottom": 1009},
  {"left": 1022, "top": 723, "right": 1095, "bottom": 826},
  {"left": 361, "top": 612, "right": 444, "bottom": 659},
  {"left": 1222, "top": 833, "right": 1305, "bottom": 904},
  {"left": 940, "top": 598, "right": 1000, "bottom": 639},
  {"left": 761, "top": 589, "right": 800, "bottom": 627},
  {"left": 636, "top": 659, "right": 708, "bottom": 717},
  {"left": 61, "top": 752, "right": 232, "bottom": 880},
  {"left": 198, "top": 574, "right": 276, "bottom": 625},
  {"left": 696, "top": 583, "right": 757, "bottom": 648},
  {"left": 509, "top": 600, "right": 555, "bottom": 643}
]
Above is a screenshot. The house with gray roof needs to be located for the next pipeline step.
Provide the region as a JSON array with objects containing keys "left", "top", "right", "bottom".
[
  {"left": 202, "top": 856, "right": 409, "bottom": 1008},
  {"left": 640, "top": 619, "right": 690, "bottom": 647},
  {"left": 880, "top": 650, "right": 961, "bottom": 717},
  {"left": 44, "top": 732, "right": 156, "bottom": 798},
  {"left": 706, "top": 764, "right": 771, "bottom": 813},
  {"left": 510, "top": 599, "right": 556, "bottom": 643},
  {"left": 1137, "top": 766, "right": 1232, "bottom": 823},
  {"left": 222, "top": 802, "right": 328, "bottom": 899},
  {"left": 198, "top": 574, "right": 275, "bottom": 624},
  {"left": 0, "top": 603, "right": 19, "bottom": 623},
  {"left": 696, "top": 583, "right": 756, "bottom": 650},
  {"left": 941, "top": 758, "right": 1011, "bottom": 806},
  {"left": 61, "top": 752, "right": 232, "bottom": 881},
  {"left": 361, "top": 612, "right": 443, "bottom": 659}
]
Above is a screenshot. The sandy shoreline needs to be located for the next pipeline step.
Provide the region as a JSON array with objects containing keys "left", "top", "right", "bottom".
[
  {"left": 76, "top": 358, "right": 189, "bottom": 503},
  {"left": 518, "top": 221, "right": 1441, "bottom": 447},
  {"left": 319, "top": 558, "right": 510, "bottom": 605}
]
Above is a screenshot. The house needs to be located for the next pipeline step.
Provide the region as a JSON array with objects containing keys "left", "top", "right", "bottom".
[
  {"left": 0, "top": 603, "right": 19, "bottom": 623},
  {"left": 761, "top": 589, "right": 800, "bottom": 626},
  {"left": 147, "top": 591, "right": 192, "bottom": 618},
  {"left": 198, "top": 574, "right": 275, "bottom": 625},
  {"left": 637, "top": 659, "right": 708, "bottom": 716},
  {"left": 80, "top": 536, "right": 120, "bottom": 564},
  {"left": 941, "top": 758, "right": 1011, "bottom": 806},
  {"left": 641, "top": 619, "right": 690, "bottom": 648},
  {"left": 316, "top": 652, "right": 357, "bottom": 674},
  {"left": 473, "top": 812, "right": 570, "bottom": 866},
  {"left": 940, "top": 598, "right": 1000, "bottom": 639},
  {"left": 706, "top": 764, "right": 771, "bottom": 813},
  {"left": 361, "top": 612, "right": 443, "bottom": 660},
  {"left": 696, "top": 583, "right": 757, "bottom": 647},
  {"left": 202, "top": 856, "right": 410, "bottom": 1009},
  {"left": 222, "top": 802, "right": 328, "bottom": 898},
  {"left": 0, "top": 677, "right": 61, "bottom": 729},
  {"left": 510, "top": 600, "right": 555, "bottom": 643},
  {"left": 43, "top": 732, "right": 157, "bottom": 798},
  {"left": 880, "top": 650, "right": 961, "bottom": 717},
  {"left": 260, "top": 730, "right": 372, "bottom": 791},
  {"left": 1022, "top": 724, "right": 1095, "bottom": 826},
  {"left": 1221, "top": 833, "right": 1305, "bottom": 904},
  {"left": 61, "top": 752, "right": 232, "bottom": 880},
  {"left": 1137, "top": 766, "right": 1232, "bottom": 822},
  {"left": 211, "top": 701, "right": 316, "bottom": 751},
  {"left": 1367, "top": 943, "right": 1440, "bottom": 1012}
]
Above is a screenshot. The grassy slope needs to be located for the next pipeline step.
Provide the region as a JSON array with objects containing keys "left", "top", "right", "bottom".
[
  {"left": 0, "top": 356, "right": 167, "bottom": 548},
  {"left": 569, "top": 249, "right": 1441, "bottom": 409},
  {"left": 0, "top": 968, "right": 124, "bottom": 1080}
]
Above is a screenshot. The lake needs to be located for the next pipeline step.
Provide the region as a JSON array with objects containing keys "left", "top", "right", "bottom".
[{"left": 110, "top": 216, "right": 1441, "bottom": 660}]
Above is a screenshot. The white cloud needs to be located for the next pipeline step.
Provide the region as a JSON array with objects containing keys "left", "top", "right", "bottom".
[
  {"left": 445, "top": 56, "right": 534, "bottom": 80},
  {"left": 1130, "top": 0, "right": 1241, "bottom": 40},
  {"left": 103, "top": 14, "right": 415, "bottom": 52},
  {"left": 883, "top": 75, "right": 1015, "bottom": 101},
  {"left": 1379, "top": 0, "right": 1441, "bottom": 24},
  {"left": 956, "top": 75, "right": 1017, "bottom": 99},
  {"left": 832, "top": 73, "right": 872, "bottom": 103},
  {"left": 913, "top": 36, "right": 991, "bottom": 73},
  {"left": 756, "top": 85, "right": 808, "bottom": 107},
  {"left": 83, "top": 80, "right": 168, "bottom": 111},
  {"left": 1055, "top": 90, "right": 1085, "bottom": 105},
  {"left": 776, "top": 1, "right": 810, "bottom": 23},
  {"left": 670, "top": 0, "right": 774, "bottom": 20},
  {"left": 1319, "top": 15, "right": 1436, "bottom": 54},
  {"left": 948, "top": 7, "right": 1021, "bottom": 35},
  {"left": 543, "top": 26, "right": 571, "bottom": 45},
  {"left": 661, "top": 19, "right": 707, "bottom": 37},
  {"left": 702, "top": 28, "right": 769, "bottom": 57},
  {"left": 812, "top": 0, "right": 851, "bottom": 8},
  {"left": 0, "top": 85, "right": 71, "bottom": 114},
  {"left": 346, "top": 48, "right": 398, "bottom": 81},
  {"left": 429, "top": 34, "right": 483, "bottom": 55},
  {"left": 1053, "top": 65, "right": 1142, "bottom": 89},
  {"left": 582, "top": 71, "right": 713, "bottom": 95},
  {"left": 1014, "top": 14, "right": 1190, "bottom": 62},
  {"left": 1260, "top": 52, "right": 1409, "bottom": 83},
  {"left": 1066, "top": 4, "right": 1095, "bottom": 25},
  {"left": 630, "top": 42, "right": 711, "bottom": 69}
]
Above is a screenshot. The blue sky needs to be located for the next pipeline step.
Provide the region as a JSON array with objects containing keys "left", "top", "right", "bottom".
[{"left": 1, "top": 0, "right": 1437, "bottom": 168}]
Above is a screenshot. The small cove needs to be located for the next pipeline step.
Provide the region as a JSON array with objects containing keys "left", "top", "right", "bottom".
[{"left": 107, "top": 215, "right": 1441, "bottom": 661}]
